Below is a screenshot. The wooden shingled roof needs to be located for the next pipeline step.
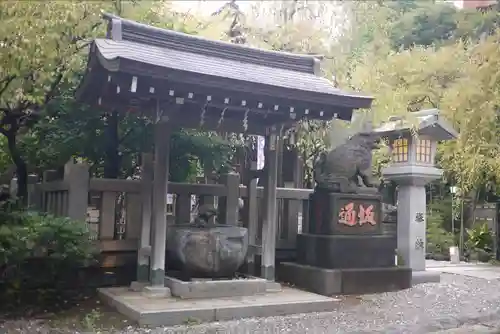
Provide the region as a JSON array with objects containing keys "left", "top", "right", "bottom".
[{"left": 76, "top": 14, "right": 374, "bottom": 134}]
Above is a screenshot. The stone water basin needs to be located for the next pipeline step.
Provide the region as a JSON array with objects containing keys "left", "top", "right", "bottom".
[{"left": 166, "top": 224, "right": 248, "bottom": 278}]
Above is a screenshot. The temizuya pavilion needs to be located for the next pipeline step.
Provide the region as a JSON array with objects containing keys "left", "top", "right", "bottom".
[{"left": 76, "top": 14, "right": 373, "bottom": 290}]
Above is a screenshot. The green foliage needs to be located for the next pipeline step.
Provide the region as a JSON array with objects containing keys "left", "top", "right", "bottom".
[
  {"left": 428, "top": 197, "right": 453, "bottom": 232},
  {"left": 170, "top": 130, "right": 235, "bottom": 182},
  {"left": 466, "top": 222, "right": 494, "bottom": 253},
  {"left": 439, "top": 33, "right": 500, "bottom": 195},
  {"left": 350, "top": 42, "right": 468, "bottom": 124},
  {"left": 426, "top": 208, "right": 455, "bottom": 259},
  {"left": 0, "top": 1, "right": 103, "bottom": 110},
  {"left": 454, "top": 9, "right": 500, "bottom": 42},
  {"left": 335, "top": 1, "right": 500, "bottom": 197},
  {"left": 208, "top": 1, "right": 500, "bottom": 189},
  {"left": 17, "top": 98, "right": 105, "bottom": 175},
  {"left": 0, "top": 136, "right": 11, "bottom": 174},
  {"left": 81, "top": 308, "right": 102, "bottom": 332},
  {"left": 387, "top": 1, "right": 500, "bottom": 51},
  {"left": 389, "top": 3, "right": 459, "bottom": 50},
  {"left": 0, "top": 1, "right": 106, "bottom": 200},
  {"left": 0, "top": 0, "right": 242, "bottom": 184},
  {"left": 0, "top": 210, "right": 97, "bottom": 289},
  {"left": 293, "top": 121, "right": 331, "bottom": 186}
]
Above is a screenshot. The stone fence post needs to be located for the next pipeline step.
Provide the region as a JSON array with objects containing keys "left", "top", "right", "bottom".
[
  {"left": 27, "top": 174, "right": 39, "bottom": 210},
  {"left": 64, "top": 161, "right": 90, "bottom": 222},
  {"left": 9, "top": 177, "right": 17, "bottom": 198},
  {"left": 42, "top": 170, "right": 60, "bottom": 182},
  {"left": 218, "top": 172, "right": 241, "bottom": 225},
  {"left": 39, "top": 170, "right": 59, "bottom": 213}
]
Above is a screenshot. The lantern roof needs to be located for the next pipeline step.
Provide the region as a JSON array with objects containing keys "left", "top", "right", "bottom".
[{"left": 373, "top": 109, "right": 458, "bottom": 140}]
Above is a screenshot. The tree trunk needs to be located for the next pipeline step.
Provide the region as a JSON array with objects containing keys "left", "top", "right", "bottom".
[
  {"left": 6, "top": 132, "right": 28, "bottom": 204},
  {"left": 103, "top": 111, "right": 121, "bottom": 179}
]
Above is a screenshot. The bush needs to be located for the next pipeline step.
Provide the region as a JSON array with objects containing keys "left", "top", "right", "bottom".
[
  {"left": 0, "top": 210, "right": 98, "bottom": 290},
  {"left": 428, "top": 197, "right": 453, "bottom": 232},
  {"left": 426, "top": 209, "right": 455, "bottom": 260},
  {"left": 466, "top": 222, "right": 494, "bottom": 262}
]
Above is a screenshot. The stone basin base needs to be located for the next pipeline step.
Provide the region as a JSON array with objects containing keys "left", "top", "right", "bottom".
[
  {"left": 164, "top": 273, "right": 281, "bottom": 299},
  {"left": 279, "top": 262, "right": 412, "bottom": 295},
  {"left": 98, "top": 286, "right": 338, "bottom": 327}
]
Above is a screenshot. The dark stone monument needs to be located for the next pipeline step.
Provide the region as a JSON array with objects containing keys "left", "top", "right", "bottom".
[{"left": 279, "top": 127, "right": 411, "bottom": 295}]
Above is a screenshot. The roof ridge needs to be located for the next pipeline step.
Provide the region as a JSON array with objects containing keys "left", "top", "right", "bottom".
[{"left": 102, "top": 13, "right": 321, "bottom": 75}]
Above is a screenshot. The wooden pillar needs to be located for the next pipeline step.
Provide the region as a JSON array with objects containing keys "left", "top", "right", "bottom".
[
  {"left": 287, "top": 148, "right": 303, "bottom": 239},
  {"left": 245, "top": 161, "right": 259, "bottom": 274},
  {"left": 277, "top": 137, "right": 284, "bottom": 187},
  {"left": 149, "top": 121, "right": 172, "bottom": 290},
  {"left": 261, "top": 128, "right": 279, "bottom": 281},
  {"left": 137, "top": 153, "right": 153, "bottom": 283}
]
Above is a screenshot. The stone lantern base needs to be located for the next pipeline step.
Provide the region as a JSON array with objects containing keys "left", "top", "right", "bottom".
[{"left": 383, "top": 165, "right": 443, "bottom": 286}]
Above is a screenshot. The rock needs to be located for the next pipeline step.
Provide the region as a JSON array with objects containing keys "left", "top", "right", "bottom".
[{"left": 166, "top": 224, "right": 248, "bottom": 278}]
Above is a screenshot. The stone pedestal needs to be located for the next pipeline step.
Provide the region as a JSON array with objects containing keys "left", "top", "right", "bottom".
[
  {"left": 306, "top": 190, "right": 383, "bottom": 236},
  {"left": 383, "top": 165, "right": 443, "bottom": 284},
  {"left": 297, "top": 234, "right": 397, "bottom": 269},
  {"left": 280, "top": 188, "right": 412, "bottom": 295},
  {"left": 279, "top": 262, "right": 411, "bottom": 295}
]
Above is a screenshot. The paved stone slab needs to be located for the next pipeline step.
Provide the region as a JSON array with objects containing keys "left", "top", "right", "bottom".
[
  {"left": 426, "top": 260, "right": 500, "bottom": 280},
  {"left": 99, "top": 286, "right": 340, "bottom": 327}
]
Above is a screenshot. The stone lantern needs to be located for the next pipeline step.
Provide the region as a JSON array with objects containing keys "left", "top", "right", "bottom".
[{"left": 373, "top": 109, "right": 458, "bottom": 284}]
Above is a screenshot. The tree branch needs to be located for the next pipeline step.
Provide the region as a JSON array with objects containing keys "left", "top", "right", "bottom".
[
  {"left": 71, "top": 21, "right": 101, "bottom": 46},
  {"left": 42, "top": 71, "right": 64, "bottom": 106},
  {"left": 0, "top": 75, "right": 16, "bottom": 98},
  {"left": 118, "top": 127, "right": 135, "bottom": 145}
]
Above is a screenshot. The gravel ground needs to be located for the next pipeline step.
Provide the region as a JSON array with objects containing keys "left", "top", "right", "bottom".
[{"left": 3, "top": 273, "right": 500, "bottom": 334}]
